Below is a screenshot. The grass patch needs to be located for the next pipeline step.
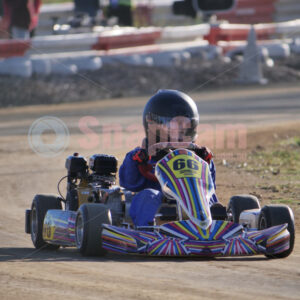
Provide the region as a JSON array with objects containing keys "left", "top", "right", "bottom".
[
  {"left": 295, "top": 137, "right": 300, "bottom": 147},
  {"left": 245, "top": 135, "right": 300, "bottom": 213},
  {"left": 271, "top": 198, "right": 298, "bottom": 205},
  {"left": 280, "top": 136, "right": 300, "bottom": 147},
  {"left": 247, "top": 135, "right": 300, "bottom": 176}
]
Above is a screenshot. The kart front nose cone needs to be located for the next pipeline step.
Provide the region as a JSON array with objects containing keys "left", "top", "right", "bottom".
[{"left": 198, "top": 218, "right": 212, "bottom": 230}]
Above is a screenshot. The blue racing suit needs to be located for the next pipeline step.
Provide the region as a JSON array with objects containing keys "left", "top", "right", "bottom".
[{"left": 119, "top": 147, "right": 219, "bottom": 226}]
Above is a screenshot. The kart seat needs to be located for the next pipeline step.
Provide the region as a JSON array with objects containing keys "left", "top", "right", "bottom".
[{"left": 156, "top": 203, "right": 178, "bottom": 221}]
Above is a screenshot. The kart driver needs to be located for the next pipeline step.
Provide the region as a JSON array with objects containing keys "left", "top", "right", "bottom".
[{"left": 119, "top": 90, "right": 219, "bottom": 226}]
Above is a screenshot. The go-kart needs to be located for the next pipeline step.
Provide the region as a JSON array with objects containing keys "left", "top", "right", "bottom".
[{"left": 25, "top": 142, "right": 295, "bottom": 258}]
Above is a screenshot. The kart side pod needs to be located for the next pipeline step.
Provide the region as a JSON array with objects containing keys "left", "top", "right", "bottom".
[{"left": 42, "top": 210, "right": 77, "bottom": 247}]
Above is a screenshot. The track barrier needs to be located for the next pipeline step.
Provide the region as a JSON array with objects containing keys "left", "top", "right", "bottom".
[
  {"left": 1, "top": 13, "right": 300, "bottom": 76},
  {"left": 0, "top": 40, "right": 31, "bottom": 58}
]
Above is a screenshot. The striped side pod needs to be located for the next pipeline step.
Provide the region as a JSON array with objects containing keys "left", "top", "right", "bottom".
[
  {"left": 102, "top": 225, "right": 138, "bottom": 254},
  {"left": 43, "top": 210, "right": 77, "bottom": 247}
]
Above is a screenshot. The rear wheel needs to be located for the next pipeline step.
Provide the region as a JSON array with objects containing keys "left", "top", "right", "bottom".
[
  {"left": 31, "top": 194, "right": 62, "bottom": 250},
  {"left": 75, "top": 203, "right": 112, "bottom": 256},
  {"left": 258, "top": 205, "right": 295, "bottom": 258},
  {"left": 227, "top": 195, "right": 260, "bottom": 223}
]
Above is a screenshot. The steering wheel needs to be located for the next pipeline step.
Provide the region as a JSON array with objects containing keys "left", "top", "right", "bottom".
[
  {"left": 148, "top": 142, "right": 198, "bottom": 157},
  {"left": 139, "top": 142, "right": 198, "bottom": 182}
]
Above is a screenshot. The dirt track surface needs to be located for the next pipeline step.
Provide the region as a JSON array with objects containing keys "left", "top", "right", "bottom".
[{"left": 0, "top": 85, "right": 300, "bottom": 300}]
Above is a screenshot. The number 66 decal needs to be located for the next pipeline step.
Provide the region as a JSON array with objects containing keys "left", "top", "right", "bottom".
[{"left": 173, "top": 158, "right": 199, "bottom": 170}]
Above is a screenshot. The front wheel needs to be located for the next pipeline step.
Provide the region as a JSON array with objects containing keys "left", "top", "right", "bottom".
[
  {"left": 227, "top": 195, "right": 260, "bottom": 223},
  {"left": 31, "top": 194, "right": 62, "bottom": 250},
  {"left": 258, "top": 205, "right": 295, "bottom": 258},
  {"left": 75, "top": 203, "right": 112, "bottom": 256}
]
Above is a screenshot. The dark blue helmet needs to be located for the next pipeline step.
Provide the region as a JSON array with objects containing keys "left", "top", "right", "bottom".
[{"left": 143, "top": 90, "right": 199, "bottom": 146}]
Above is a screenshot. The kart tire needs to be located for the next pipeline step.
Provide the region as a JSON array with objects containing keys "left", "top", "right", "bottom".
[
  {"left": 227, "top": 195, "right": 260, "bottom": 223},
  {"left": 31, "top": 194, "right": 62, "bottom": 250},
  {"left": 75, "top": 203, "right": 112, "bottom": 257},
  {"left": 258, "top": 205, "right": 295, "bottom": 259}
]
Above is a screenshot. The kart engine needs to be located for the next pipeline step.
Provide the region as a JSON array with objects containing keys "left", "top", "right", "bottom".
[
  {"left": 64, "top": 153, "right": 123, "bottom": 224},
  {"left": 88, "top": 154, "right": 118, "bottom": 187},
  {"left": 65, "top": 153, "right": 88, "bottom": 179}
]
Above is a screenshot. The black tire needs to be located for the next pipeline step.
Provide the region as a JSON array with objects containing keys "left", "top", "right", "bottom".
[
  {"left": 75, "top": 203, "right": 112, "bottom": 256},
  {"left": 227, "top": 195, "right": 260, "bottom": 223},
  {"left": 31, "top": 194, "right": 62, "bottom": 250},
  {"left": 258, "top": 205, "right": 295, "bottom": 259}
]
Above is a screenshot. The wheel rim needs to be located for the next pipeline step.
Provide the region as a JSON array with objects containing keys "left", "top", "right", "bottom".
[
  {"left": 259, "top": 215, "right": 267, "bottom": 230},
  {"left": 31, "top": 206, "right": 38, "bottom": 243},
  {"left": 227, "top": 207, "right": 233, "bottom": 222},
  {"left": 75, "top": 213, "right": 84, "bottom": 249}
]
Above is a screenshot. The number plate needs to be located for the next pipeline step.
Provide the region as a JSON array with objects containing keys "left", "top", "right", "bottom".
[{"left": 167, "top": 154, "right": 202, "bottom": 179}]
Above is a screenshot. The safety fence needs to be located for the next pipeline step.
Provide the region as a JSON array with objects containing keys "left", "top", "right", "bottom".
[
  {"left": 0, "top": 40, "right": 30, "bottom": 58},
  {"left": 1, "top": 18, "right": 300, "bottom": 57},
  {"left": 1, "top": 17, "right": 300, "bottom": 76}
]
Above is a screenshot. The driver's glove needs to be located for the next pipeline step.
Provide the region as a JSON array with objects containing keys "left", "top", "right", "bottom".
[
  {"left": 132, "top": 149, "right": 150, "bottom": 164},
  {"left": 194, "top": 146, "right": 213, "bottom": 164}
]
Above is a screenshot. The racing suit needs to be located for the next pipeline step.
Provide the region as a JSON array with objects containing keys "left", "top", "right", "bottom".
[{"left": 119, "top": 147, "right": 219, "bottom": 226}]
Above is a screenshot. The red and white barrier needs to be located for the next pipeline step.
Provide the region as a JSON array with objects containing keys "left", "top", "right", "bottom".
[
  {"left": 29, "top": 27, "right": 162, "bottom": 53},
  {"left": 204, "top": 18, "right": 300, "bottom": 45},
  {"left": 275, "top": 19, "right": 300, "bottom": 36},
  {"left": 92, "top": 27, "right": 161, "bottom": 51},
  {"left": 0, "top": 40, "right": 31, "bottom": 58},
  {"left": 1, "top": 17, "right": 299, "bottom": 58},
  {"left": 31, "top": 33, "right": 99, "bottom": 52},
  {"left": 1, "top": 16, "right": 300, "bottom": 78},
  {"left": 204, "top": 23, "right": 277, "bottom": 45},
  {"left": 161, "top": 24, "right": 210, "bottom": 41},
  {"left": 29, "top": 25, "right": 210, "bottom": 54},
  {"left": 217, "top": 0, "right": 276, "bottom": 24},
  {"left": 0, "top": 57, "right": 32, "bottom": 77},
  {"left": 28, "top": 39, "right": 214, "bottom": 75}
]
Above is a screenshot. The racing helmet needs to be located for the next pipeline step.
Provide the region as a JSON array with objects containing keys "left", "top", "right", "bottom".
[{"left": 143, "top": 90, "right": 199, "bottom": 147}]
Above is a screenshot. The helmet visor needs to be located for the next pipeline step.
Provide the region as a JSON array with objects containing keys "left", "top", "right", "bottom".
[{"left": 146, "top": 113, "right": 198, "bottom": 145}]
